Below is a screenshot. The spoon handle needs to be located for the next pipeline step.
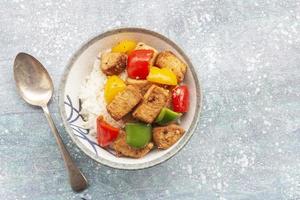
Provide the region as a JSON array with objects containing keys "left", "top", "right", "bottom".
[{"left": 42, "top": 105, "right": 88, "bottom": 192}]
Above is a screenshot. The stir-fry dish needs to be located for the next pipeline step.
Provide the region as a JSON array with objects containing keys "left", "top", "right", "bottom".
[{"left": 80, "top": 40, "right": 190, "bottom": 158}]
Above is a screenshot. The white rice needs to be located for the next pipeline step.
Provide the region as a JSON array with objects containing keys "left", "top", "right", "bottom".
[{"left": 79, "top": 53, "right": 126, "bottom": 137}]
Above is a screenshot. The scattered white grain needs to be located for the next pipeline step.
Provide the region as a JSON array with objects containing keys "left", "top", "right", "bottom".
[
  {"left": 165, "top": 190, "right": 170, "bottom": 196},
  {"left": 187, "top": 165, "right": 193, "bottom": 174},
  {"left": 264, "top": 120, "right": 271, "bottom": 126},
  {"left": 236, "top": 154, "right": 249, "bottom": 168},
  {"left": 200, "top": 173, "right": 207, "bottom": 184},
  {"left": 216, "top": 182, "right": 222, "bottom": 190}
]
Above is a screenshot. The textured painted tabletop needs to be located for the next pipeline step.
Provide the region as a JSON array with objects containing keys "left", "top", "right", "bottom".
[{"left": 1, "top": 0, "right": 300, "bottom": 199}]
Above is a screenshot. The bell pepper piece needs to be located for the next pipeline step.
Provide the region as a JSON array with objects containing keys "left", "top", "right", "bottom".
[
  {"left": 127, "top": 49, "right": 154, "bottom": 79},
  {"left": 111, "top": 40, "right": 137, "bottom": 53},
  {"left": 155, "top": 107, "right": 182, "bottom": 125},
  {"left": 97, "top": 116, "right": 119, "bottom": 147},
  {"left": 147, "top": 66, "right": 177, "bottom": 85},
  {"left": 172, "top": 85, "right": 189, "bottom": 112},
  {"left": 104, "top": 75, "right": 126, "bottom": 103},
  {"left": 125, "top": 123, "right": 152, "bottom": 149}
]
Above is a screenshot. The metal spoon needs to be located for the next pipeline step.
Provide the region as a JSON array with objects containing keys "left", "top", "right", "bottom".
[{"left": 13, "top": 52, "right": 88, "bottom": 192}]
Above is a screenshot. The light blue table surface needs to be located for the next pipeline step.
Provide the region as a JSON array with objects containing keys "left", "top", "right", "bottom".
[{"left": 1, "top": 0, "right": 300, "bottom": 199}]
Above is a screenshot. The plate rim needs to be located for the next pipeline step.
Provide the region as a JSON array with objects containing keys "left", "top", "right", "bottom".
[{"left": 58, "top": 27, "right": 203, "bottom": 170}]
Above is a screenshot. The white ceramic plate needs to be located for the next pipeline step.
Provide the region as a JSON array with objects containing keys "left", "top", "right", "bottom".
[{"left": 59, "top": 28, "right": 202, "bottom": 169}]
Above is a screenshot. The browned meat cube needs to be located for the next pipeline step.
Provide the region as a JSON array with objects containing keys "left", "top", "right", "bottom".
[
  {"left": 126, "top": 78, "right": 152, "bottom": 95},
  {"left": 165, "top": 92, "right": 173, "bottom": 108},
  {"left": 113, "top": 131, "right": 153, "bottom": 158},
  {"left": 101, "top": 52, "right": 127, "bottom": 75},
  {"left": 107, "top": 85, "right": 142, "bottom": 120},
  {"left": 133, "top": 85, "right": 169, "bottom": 123},
  {"left": 135, "top": 42, "right": 158, "bottom": 65},
  {"left": 153, "top": 124, "right": 185, "bottom": 149},
  {"left": 155, "top": 51, "right": 187, "bottom": 82}
]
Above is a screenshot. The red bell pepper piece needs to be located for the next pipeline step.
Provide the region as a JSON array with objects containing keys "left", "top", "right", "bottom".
[
  {"left": 96, "top": 116, "right": 119, "bottom": 147},
  {"left": 127, "top": 49, "right": 154, "bottom": 79},
  {"left": 172, "top": 85, "right": 190, "bottom": 113}
]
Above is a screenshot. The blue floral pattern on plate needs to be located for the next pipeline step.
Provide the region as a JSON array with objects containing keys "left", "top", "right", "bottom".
[
  {"left": 64, "top": 95, "right": 116, "bottom": 156},
  {"left": 64, "top": 95, "right": 100, "bottom": 155}
]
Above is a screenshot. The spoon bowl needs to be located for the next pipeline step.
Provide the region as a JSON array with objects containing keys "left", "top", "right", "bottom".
[{"left": 14, "top": 53, "right": 53, "bottom": 106}]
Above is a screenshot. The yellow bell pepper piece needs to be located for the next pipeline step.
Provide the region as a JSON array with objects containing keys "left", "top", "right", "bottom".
[
  {"left": 111, "top": 40, "right": 137, "bottom": 53},
  {"left": 104, "top": 75, "right": 126, "bottom": 103},
  {"left": 147, "top": 66, "right": 178, "bottom": 85}
]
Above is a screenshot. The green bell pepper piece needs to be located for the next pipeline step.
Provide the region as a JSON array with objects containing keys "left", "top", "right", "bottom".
[
  {"left": 125, "top": 123, "right": 152, "bottom": 149},
  {"left": 155, "top": 107, "right": 182, "bottom": 125}
]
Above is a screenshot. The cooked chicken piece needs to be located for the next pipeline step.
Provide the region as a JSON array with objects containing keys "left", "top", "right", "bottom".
[
  {"left": 153, "top": 124, "right": 185, "bottom": 149},
  {"left": 113, "top": 131, "right": 154, "bottom": 158},
  {"left": 155, "top": 51, "right": 187, "bottom": 82},
  {"left": 107, "top": 85, "right": 142, "bottom": 120},
  {"left": 135, "top": 42, "right": 158, "bottom": 65},
  {"left": 126, "top": 78, "right": 152, "bottom": 95},
  {"left": 165, "top": 85, "right": 177, "bottom": 108},
  {"left": 101, "top": 52, "right": 127, "bottom": 75},
  {"left": 165, "top": 92, "right": 173, "bottom": 108},
  {"left": 133, "top": 85, "right": 169, "bottom": 123}
]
